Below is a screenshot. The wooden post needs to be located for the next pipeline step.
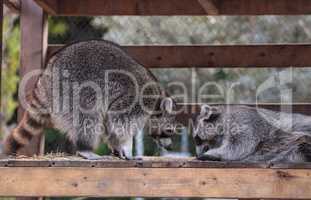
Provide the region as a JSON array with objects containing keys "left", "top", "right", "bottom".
[
  {"left": 19, "top": 0, "right": 48, "bottom": 156},
  {"left": 0, "top": 0, "right": 3, "bottom": 118}
]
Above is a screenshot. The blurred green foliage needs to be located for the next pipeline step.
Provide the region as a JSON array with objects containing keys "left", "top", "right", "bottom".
[
  {"left": 2, "top": 16, "right": 20, "bottom": 121},
  {"left": 48, "top": 17, "right": 108, "bottom": 44}
]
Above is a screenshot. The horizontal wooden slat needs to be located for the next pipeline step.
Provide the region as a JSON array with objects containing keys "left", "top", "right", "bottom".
[
  {"left": 1, "top": 156, "right": 311, "bottom": 169},
  {"left": 176, "top": 103, "right": 311, "bottom": 125},
  {"left": 0, "top": 165, "right": 311, "bottom": 198},
  {"left": 37, "top": 0, "right": 311, "bottom": 16},
  {"left": 182, "top": 103, "right": 311, "bottom": 115},
  {"left": 48, "top": 44, "right": 311, "bottom": 68}
]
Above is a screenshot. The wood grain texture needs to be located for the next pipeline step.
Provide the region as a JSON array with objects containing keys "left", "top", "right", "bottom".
[
  {"left": 34, "top": 0, "right": 311, "bottom": 16},
  {"left": 0, "top": 166, "right": 310, "bottom": 198},
  {"left": 1, "top": 156, "right": 311, "bottom": 169},
  {"left": 48, "top": 44, "right": 311, "bottom": 68},
  {"left": 19, "top": 0, "right": 48, "bottom": 156}
]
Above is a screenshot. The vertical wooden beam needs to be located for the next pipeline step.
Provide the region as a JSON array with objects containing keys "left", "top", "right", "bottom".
[
  {"left": 19, "top": 0, "right": 48, "bottom": 156},
  {"left": 0, "top": 0, "right": 3, "bottom": 118}
]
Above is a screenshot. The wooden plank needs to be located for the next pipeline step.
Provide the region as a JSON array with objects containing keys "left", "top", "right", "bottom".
[
  {"left": 33, "top": 0, "right": 57, "bottom": 15},
  {"left": 3, "top": 0, "right": 20, "bottom": 13},
  {"left": 48, "top": 44, "right": 311, "bottom": 68},
  {"left": 19, "top": 0, "right": 48, "bottom": 156},
  {"left": 183, "top": 103, "right": 311, "bottom": 115},
  {"left": 1, "top": 156, "right": 311, "bottom": 169},
  {"left": 0, "top": 166, "right": 310, "bottom": 198},
  {"left": 0, "top": 0, "right": 2, "bottom": 117},
  {"left": 36, "top": 0, "right": 311, "bottom": 16},
  {"left": 175, "top": 103, "right": 311, "bottom": 126}
]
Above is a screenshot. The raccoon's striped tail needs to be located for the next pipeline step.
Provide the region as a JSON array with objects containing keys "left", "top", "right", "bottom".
[
  {"left": 3, "top": 90, "right": 49, "bottom": 155},
  {"left": 3, "top": 111, "right": 46, "bottom": 155}
]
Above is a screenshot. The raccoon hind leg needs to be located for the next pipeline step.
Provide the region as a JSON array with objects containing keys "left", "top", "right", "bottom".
[{"left": 296, "top": 136, "right": 311, "bottom": 162}]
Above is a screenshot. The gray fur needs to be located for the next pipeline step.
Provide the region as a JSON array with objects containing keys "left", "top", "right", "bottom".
[
  {"left": 193, "top": 105, "right": 311, "bottom": 163},
  {"left": 33, "top": 40, "right": 177, "bottom": 159}
]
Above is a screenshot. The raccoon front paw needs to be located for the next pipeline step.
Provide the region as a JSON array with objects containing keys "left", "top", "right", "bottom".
[
  {"left": 112, "top": 149, "right": 133, "bottom": 160},
  {"left": 197, "top": 152, "right": 221, "bottom": 161},
  {"left": 77, "top": 151, "right": 102, "bottom": 160}
]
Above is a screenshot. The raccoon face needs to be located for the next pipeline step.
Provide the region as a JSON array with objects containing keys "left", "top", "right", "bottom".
[
  {"left": 193, "top": 105, "right": 223, "bottom": 156},
  {"left": 149, "top": 97, "right": 181, "bottom": 150}
]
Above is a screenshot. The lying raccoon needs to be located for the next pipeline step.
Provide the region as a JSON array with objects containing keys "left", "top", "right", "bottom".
[
  {"left": 193, "top": 105, "right": 311, "bottom": 163},
  {"left": 4, "top": 40, "right": 179, "bottom": 160}
]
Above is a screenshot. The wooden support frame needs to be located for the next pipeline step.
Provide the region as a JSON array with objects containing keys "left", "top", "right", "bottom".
[
  {"left": 0, "top": 157, "right": 310, "bottom": 198},
  {"left": 35, "top": 0, "right": 311, "bottom": 16},
  {"left": 0, "top": 0, "right": 2, "bottom": 115},
  {"left": 7, "top": 0, "right": 311, "bottom": 198},
  {"left": 19, "top": 0, "right": 48, "bottom": 156},
  {"left": 48, "top": 44, "right": 311, "bottom": 68}
]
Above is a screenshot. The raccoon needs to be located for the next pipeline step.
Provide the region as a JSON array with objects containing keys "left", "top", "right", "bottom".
[
  {"left": 4, "top": 40, "right": 180, "bottom": 159},
  {"left": 193, "top": 105, "right": 311, "bottom": 163}
]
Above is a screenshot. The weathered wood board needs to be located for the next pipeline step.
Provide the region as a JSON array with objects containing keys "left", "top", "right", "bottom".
[
  {"left": 48, "top": 44, "right": 311, "bottom": 68},
  {"left": 0, "top": 156, "right": 310, "bottom": 198},
  {"left": 35, "top": 0, "right": 311, "bottom": 16}
]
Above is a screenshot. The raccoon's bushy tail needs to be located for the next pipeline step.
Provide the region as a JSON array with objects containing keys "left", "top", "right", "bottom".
[{"left": 3, "top": 89, "right": 49, "bottom": 155}]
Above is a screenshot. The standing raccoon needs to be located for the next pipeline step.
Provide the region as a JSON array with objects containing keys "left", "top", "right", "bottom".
[
  {"left": 4, "top": 40, "right": 178, "bottom": 159},
  {"left": 193, "top": 105, "right": 311, "bottom": 163}
]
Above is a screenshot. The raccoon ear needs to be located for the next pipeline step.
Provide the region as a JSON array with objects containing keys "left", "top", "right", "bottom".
[
  {"left": 161, "top": 98, "right": 173, "bottom": 114},
  {"left": 200, "top": 105, "right": 219, "bottom": 119}
]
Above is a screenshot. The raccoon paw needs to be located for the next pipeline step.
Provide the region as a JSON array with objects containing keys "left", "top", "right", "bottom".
[
  {"left": 197, "top": 153, "right": 221, "bottom": 161},
  {"left": 112, "top": 149, "right": 133, "bottom": 160},
  {"left": 77, "top": 151, "right": 102, "bottom": 160}
]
